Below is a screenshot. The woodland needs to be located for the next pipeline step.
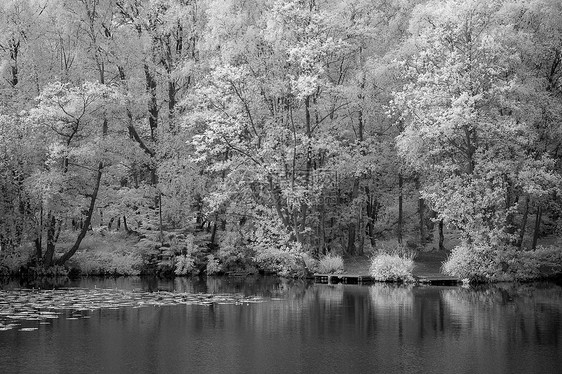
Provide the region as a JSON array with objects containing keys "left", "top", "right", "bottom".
[{"left": 0, "top": 0, "right": 561, "bottom": 281}]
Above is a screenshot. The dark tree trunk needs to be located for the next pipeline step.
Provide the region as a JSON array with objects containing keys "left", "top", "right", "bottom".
[
  {"left": 416, "top": 177, "right": 425, "bottom": 246},
  {"left": 439, "top": 219, "right": 445, "bottom": 251},
  {"left": 347, "top": 179, "right": 360, "bottom": 255},
  {"left": 159, "top": 192, "right": 164, "bottom": 245},
  {"left": 365, "top": 186, "right": 378, "bottom": 247},
  {"left": 531, "top": 206, "right": 542, "bottom": 251},
  {"left": 347, "top": 222, "right": 356, "bottom": 256},
  {"left": 210, "top": 221, "right": 218, "bottom": 248},
  {"left": 144, "top": 64, "right": 159, "bottom": 142},
  {"left": 398, "top": 173, "right": 403, "bottom": 244},
  {"left": 34, "top": 238, "right": 42, "bottom": 260},
  {"left": 43, "top": 213, "right": 57, "bottom": 267},
  {"left": 518, "top": 196, "right": 530, "bottom": 249},
  {"left": 56, "top": 163, "right": 103, "bottom": 265},
  {"left": 123, "top": 216, "right": 129, "bottom": 232},
  {"left": 35, "top": 205, "right": 43, "bottom": 259}
]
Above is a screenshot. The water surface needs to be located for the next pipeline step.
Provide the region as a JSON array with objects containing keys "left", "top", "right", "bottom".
[{"left": 0, "top": 277, "right": 560, "bottom": 374}]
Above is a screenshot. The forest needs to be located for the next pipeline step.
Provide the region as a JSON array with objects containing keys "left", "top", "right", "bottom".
[{"left": 0, "top": 0, "right": 560, "bottom": 282}]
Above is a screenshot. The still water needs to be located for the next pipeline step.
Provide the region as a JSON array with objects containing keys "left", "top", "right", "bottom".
[{"left": 0, "top": 276, "right": 561, "bottom": 374}]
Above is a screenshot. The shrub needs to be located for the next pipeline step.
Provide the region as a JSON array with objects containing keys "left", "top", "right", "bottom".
[
  {"left": 301, "top": 252, "right": 319, "bottom": 273},
  {"left": 173, "top": 234, "right": 202, "bottom": 276},
  {"left": 317, "top": 255, "right": 344, "bottom": 274},
  {"left": 534, "top": 245, "right": 562, "bottom": 276},
  {"left": 369, "top": 253, "right": 414, "bottom": 282},
  {"left": 174, "top": 254, "right": 197, "bottom": 275},
  {"left": 216, "top": 231, "right": 256, "bottom": 273},
  {"left": 27, "top": 265, "right": 69, "bottom": 277},
  {"left": 442, "top": 243, "right": 494, "bottom": 282},
  {"left": 254, "top": 243, "right": 310, "bottom": 277},
  {"left": 71, "top": 251, "right": 143, "bottom": 275},
  {"left": 0, "top": 246, "right": 32, "bottom": 275},
  {"left": 205, "top": 254, "right": 222, "bottom": 275},
  {"left": 442, "top": 243, "right": 562, "bottom": 282}
]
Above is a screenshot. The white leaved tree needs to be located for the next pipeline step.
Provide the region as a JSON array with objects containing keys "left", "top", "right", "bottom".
[{"left": 392, "top": 0, "right": 560, "bottom": 246}]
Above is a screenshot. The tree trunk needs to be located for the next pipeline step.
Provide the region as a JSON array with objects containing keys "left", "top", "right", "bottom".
[
  {"left": 35, "top": 205, "right": 43, "bottom": 259},
  {"left": 43, "top": 213, "right": 57, "bottom": 267},
  {"left": 416, "top": 177, "right": 425, "bottom": 246},
  {"left": 439, "top": 219, "right": 445, "bottom": 251},
  {"left": 144, "top": 64, "right": 158, "bottom": 142},
  {"left": 398, "top": 173, "right": 403, "bottom": 244},
  {"left": 518, "top": 195, "right": 530, "bottom": 249},
  {"left": 347, "top": 222, "right": 356, "bottom": 256},
  {"left": 159, "top": 191, "right": 164, "bottom": 245},
  {"left": 56, "top": 163, "right": 103, "bottom": 265},
  {"left": 531, "top": 206, "right": 542, "bottom": 251},
  {"left": 319, "top": 199, "right": 326, "bottom": 256},
  {"left": 347, "top": 179, "right": 360, "bottom": 255},
  {"left": 210, "top": 221, "right": 218, "bottom": 249}
]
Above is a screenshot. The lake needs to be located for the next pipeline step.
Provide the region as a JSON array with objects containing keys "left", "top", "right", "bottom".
[{"left": 0, "top": 276, "right": 561, "bottom": 374}]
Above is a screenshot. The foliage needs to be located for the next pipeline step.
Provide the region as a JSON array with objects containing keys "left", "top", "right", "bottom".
[
  {"left": 369, "top": 253, "right": 415, "bottom": 282},
  {"left": 253, "top": 246, "right": 310, "bottom": 278},
  {"left": 65, "top": 232, "right": 145, "bottom": 276},
  {"left": 0, "top": 0, "right": 560, "bottom": 278},
  {"left": 216, "top": 231, "right": 257, "bottom": 273},
  {"left": 317, "top": 255, "right": 344, "bottom": 274},
  {"left": 25, "top": 266, "right": 69, "bottom": 277},
  {"left": 442, "top": 243, "right": 562, "bottom": 282},
  {"left": 205, "top": 254, "right": 222, "bottom": 275},
  {"left": 70, "top": 251, "right": 143, "bottom": 276},
  {"left": 173, "top": 233, "right": 201, "bottom": 275},
  {"left": 174, "top": 254, "right": 197, "bottom": 276},
  {"left": 392, "top": 0, "right": 561, "bottom": 245},
  {"left": 301, "top": 252, "right": 319, "bottom": 274},
  {"left": 374, "top": 239, "right": 417, "bottom": 259},
  {"left": 0, "top": 245, "right": 33, "bottom": 275}
]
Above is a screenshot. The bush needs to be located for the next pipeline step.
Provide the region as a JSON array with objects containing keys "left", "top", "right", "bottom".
[
  {"left": 205, "top": 254, "right": 222, "bottom": 275},
  {"left": 174, "top": 254, "right": 197, "bottom": 275},
  {"left": 216, "top": 231, "right": 256, "bottom": 273},
  {"left": 71, "top": 251, "right": 143, "bottom": 275},
  {"left": 173, "top": 234, "right": 203, "bottom": 276},
  {"left": 253, "top": 243, "right": 312, "bottom": 277},
  {"left": 26, "top": 265, "right": 69, "bottom": 277},
  {"left": 317, "top": 255, "right": 344, "bottom": 274},
  {"left": 534, "top": 245, "right": 562, "bottom": 276},
  {"left": 442, "top": 243, "right": 562, "bottom": 282},
  {"left": 301, "top": 252, "right": 319, "bottom": 273},
  {"left": 0, "top": 246, "right": 32, "bottom": 275},
  {"left": 369, "top": 253, "right": 414, "bottom": 282}
]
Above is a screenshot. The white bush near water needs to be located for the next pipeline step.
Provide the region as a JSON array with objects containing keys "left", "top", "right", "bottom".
[{"left": 370, "top": 254, "right": 414, "bottom": 282}]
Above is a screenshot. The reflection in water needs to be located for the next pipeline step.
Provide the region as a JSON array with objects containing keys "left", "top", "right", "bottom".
[{"left": 0, "top": 277, "right": 561, "bottom": 374}]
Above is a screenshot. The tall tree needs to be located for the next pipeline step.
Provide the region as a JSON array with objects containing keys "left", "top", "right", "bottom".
[{"left": 392, "top": 0, "right": 560, "bottom": 246}]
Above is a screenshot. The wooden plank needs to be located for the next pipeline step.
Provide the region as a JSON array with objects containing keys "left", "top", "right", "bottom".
[
  {"left": 313, "top": 274, "right": 374, "bottom": 284},
  {"left": 313, "top": 273, "right": 461, "bottom": 285},
  {"left": 416, "top": 275, "right": 461, "bottom": 284}
]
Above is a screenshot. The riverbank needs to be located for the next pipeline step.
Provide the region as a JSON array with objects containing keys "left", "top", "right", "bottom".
[{"left": 343, "top": 249, "right": 562, "bottom": 284}]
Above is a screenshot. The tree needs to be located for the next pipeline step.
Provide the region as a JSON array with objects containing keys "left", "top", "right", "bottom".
[
  {"left": 26, "top": 81, "right": 122, "bottom": 265},
  {"left": 392, "top": 0, "right": 561, "bottom": 246}
]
